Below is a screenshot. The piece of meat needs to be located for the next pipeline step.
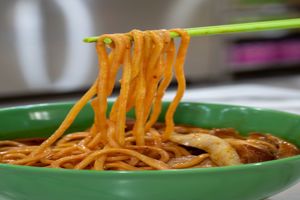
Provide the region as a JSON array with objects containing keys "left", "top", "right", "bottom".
[
  {"left": 209, "top": 128, "right": 244, "bottom": 139},
  {"left": 225, "top": 138, "right": 276, "bottom": 164},
  {"left": 249, "top": 133, "right": 299, "bottom": 159}
]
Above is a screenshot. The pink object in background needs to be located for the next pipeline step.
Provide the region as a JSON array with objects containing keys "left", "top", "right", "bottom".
[
  {"left": 230, "top": 42, "right": 279, "bottom": 69},
  {"left": 279, "top": 40, "right": 300, "bottom": 63},
  {"left": 229, "top": 39, "right": 300, "bottom": 70}
]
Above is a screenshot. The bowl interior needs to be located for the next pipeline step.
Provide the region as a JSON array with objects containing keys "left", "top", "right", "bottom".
[{"left": 1, "top": 102, "right": 300, "bottom": 146}]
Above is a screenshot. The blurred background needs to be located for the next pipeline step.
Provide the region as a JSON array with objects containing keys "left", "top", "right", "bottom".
[
  {"left": 0, "top": 0, "right": 300, "bottom": 109},
  {"left": 0, "top": 1, "right": 300, "bottom": 198}
]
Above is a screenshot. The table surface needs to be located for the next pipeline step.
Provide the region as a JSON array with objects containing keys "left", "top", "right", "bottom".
[{"left": 163, "top": 84, "right": 300, "bottom": 200}]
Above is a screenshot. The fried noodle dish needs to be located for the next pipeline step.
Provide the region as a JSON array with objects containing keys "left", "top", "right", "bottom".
[{"left": 0, "top": 29, "right": 299, "bottom": 170}]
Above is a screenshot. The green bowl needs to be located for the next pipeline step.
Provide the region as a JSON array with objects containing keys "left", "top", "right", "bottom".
[{"left": 1, "top": 102, "right": 300, "bottom": 200}]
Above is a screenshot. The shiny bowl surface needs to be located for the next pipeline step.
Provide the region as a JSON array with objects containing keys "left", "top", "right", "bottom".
[{"left": 1, "top": 102, "right": 300, "bottom": 200}]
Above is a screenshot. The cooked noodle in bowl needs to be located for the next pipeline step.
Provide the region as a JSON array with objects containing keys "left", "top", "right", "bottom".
[{"left": 0, "top": 29, "right": 298, "bottom": 170}]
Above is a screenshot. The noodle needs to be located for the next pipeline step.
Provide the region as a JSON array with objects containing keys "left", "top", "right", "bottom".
[{"left": 0, "top": 29, "right": 298, "bottom": 170}]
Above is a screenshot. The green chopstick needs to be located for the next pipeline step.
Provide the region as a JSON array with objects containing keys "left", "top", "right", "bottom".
[{"left": 83, "top": 18, "right": 300, "bottom": 44}]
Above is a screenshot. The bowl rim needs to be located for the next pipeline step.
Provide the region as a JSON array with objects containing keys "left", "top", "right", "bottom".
[
  {"left": 0, "top": 101, "right": 300, "bottom": 175},
  {"left": 1, "top": 100, "right": 300, "bottom": 118}
]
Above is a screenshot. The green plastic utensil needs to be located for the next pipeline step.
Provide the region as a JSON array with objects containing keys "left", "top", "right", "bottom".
[{"left": 83, "top": 18, "right": 300, "bottom": 44}]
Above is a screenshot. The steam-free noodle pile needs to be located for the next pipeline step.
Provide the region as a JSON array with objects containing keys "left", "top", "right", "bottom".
[{"left": 0, "top": 29, "right": 298, "bottom": 170}]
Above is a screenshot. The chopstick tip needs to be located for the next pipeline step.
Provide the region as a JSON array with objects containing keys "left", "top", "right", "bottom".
[{"left": 83, "top": 38, "right": 93, "bottom": 43}]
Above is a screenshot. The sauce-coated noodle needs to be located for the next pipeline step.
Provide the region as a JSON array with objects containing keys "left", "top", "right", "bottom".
[{"left": 0, "top": 29, "right": 298, "bottom": 170}]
